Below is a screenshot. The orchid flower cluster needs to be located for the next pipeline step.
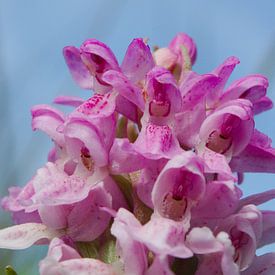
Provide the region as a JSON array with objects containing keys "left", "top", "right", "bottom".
[{"left": 1, "top": 33, "right": 275, "bottom": 275}]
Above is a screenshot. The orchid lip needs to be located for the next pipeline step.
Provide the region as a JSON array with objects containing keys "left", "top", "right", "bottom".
[
  {"left": 80, "top": 147, "right": 94, "bottom": 172},
  {"left": 149, "top": 100, "right": 171, "bottom": 117}
]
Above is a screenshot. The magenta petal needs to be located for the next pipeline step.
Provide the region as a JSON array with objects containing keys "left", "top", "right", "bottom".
[
  {"left": 111, "top": 208, "right": 148, "bottom": 275},
  {"left": 212, "top": 56, "right": 240, "bottom": 90},
  {"left": 67, "top": 183, "right": 112, "bottom": 241},
  {"left": 258, "top": 211, "right": 275, "bottom": 248},
  {"left": 121, "top": 38, "right": 154, "bottom": 83},
  {"left": 80, "top": 39, "right": 119, "bottom": 72},
  {"left": 242, "top": 253, "right": 275, "bottom": 275},
  {"left": 253, "top": 96, "right": 273, "bottom": 115},
  {"left": 145, "top": 255, "right": 173, "bottom": 275},
  {"left": 230, "top": 129, "right": 275, "bottom": 173},
  {"left": 152, "top": 152, "right": 205, "bottom": 221},
  {"left": 134, "top": 123, "right": 182, "bottom": 160},
  {"left": 198, "top": 148, "right": 235, "bottom": 181},
  {"left": 239, "top": 189, "right": 275, "bottom": 209},
  {"left": 221, "top": 74, "right": 269, "bottom": 103},
  {"left": 40, "top": 238, "right": 114, "bottom": 275},
  {"left": 53, "top": 95, "right": 85, "bottom": 107},
  {"left": 192, "top": 180, "right": 241, "bottom": 219},
  {"left": 31, "top": 104, "right": 65, "bottom": 146},
  {"left": 103, "top": 70, "right": 145, "bottom": 110},
  {"left": 0, "top": 223, "right": 57, "bottom": 249},
  {"left": 169, "top": 32, "right": 197, "bottom": 65},
  {"left": 179, "top": 73, "right": 219, "bottom": 109},
  {"left": 132, "top": 215, "right": 193, "bottom": 258},
  {"left": 109, "top": 138, "right": 148, "bottom": 174},
  {"left": 63, "top": 46, "right": 93, "bottom": 89},
  {"left": 31, "top": 163, "right": 89, "bottom": 207},
  {"left": 64, "top": 118, "right": 109, "bottom": 167},
  {"left": 146, "top": 66, "right": 182, "bottom": 114},
  {"left": 200, "top": 99, "right": 254, "bottom": 157}
]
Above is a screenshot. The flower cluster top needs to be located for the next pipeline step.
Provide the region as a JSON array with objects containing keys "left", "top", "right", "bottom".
[{"left": 1, "top": 33, "right": 275, "bottom": 275}]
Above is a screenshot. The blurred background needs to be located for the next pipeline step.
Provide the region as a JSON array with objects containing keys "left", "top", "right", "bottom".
[{"left": 0, "top": 0, "right": 275, "bottom": 273}]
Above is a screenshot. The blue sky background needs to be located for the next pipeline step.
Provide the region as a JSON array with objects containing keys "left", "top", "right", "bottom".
[{"left": 1, "top": 0, "right": 275, "bottom": 273}]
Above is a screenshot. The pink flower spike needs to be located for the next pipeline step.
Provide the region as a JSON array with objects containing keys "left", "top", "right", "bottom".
[
  {"left": 31, "top": 104, "right": 65, "bottom": 147},
  {"left": 0, "top": 223, "right": 58, "bottom": 250},
  {"left": 121, "top": 38, "right": 154, "bottom": 83}
]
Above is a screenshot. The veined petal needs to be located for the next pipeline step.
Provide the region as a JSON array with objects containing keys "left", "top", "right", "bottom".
[
  {"left": 109, "top": 138, "right": 148, "bottom": 174},
  {"left": 0, "top": 223, "right": 57, "bottom": 249},
  {"left": 230, "top": 129, "right": 275, "bottom": 173},
  {"left": 200, "top": 99, "right": 254, "bottom": 157},
  {"left": 134, "top": 123, "right": 182, "bottom": 160},
  {"left": 64, "top": 118, "right": 109, "bottom": 167},
  {"left": 111, "top": 208, "right": 148, "bottom": 275},
  {"left": 212, "top": 56, "right": 240, "bottom": 91},
  {"left": 31, "top": 104, "right": 65, "bottom": 146},
  {"left": 146, "top": 66, "right": 182, "bottom": 115},
  {"left": 121, "top": 38, "right": 154, "bottom": 83},
  {"left": 132, "top": 214, "right": 193, "bottom": 258},
  {"left": 67, "top": 183, "right": 112, "bottom": 242},
  {"left": 152, "top": 152, "right": 205, "bottom": 221},
  {"left": 63, "top": 46, "right": 93, "bottom": 89},
  {"left": 253, "top": 96, "right": 273, "bottom": 115},
  {"left": 102, "top": 70, "right": 145, "bottom": 110},
  {"left": 221, "top": 74, "right": 269, "bottom": 103},
  {"left": 53, "top": 95, "right": 85, "bottom": 107},
  {"left": 30, "top": 162, "right": 90, "bottom": 207}
]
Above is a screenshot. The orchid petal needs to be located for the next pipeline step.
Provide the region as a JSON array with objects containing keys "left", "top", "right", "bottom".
[
  {"left": 121, "top": 38, "right": 154, "bottom": 82},
  {"left": 63, "top": 46, "right": 93, "bottom": 89},
  {"left": 0, "top": 223, "right": 57, "bottom": 249},
  {"left": 53, "top": 95, "right": 85, "bottom": 107},
  {"left": 31, "top": 104, "right": 65, "bottom": 146}
]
